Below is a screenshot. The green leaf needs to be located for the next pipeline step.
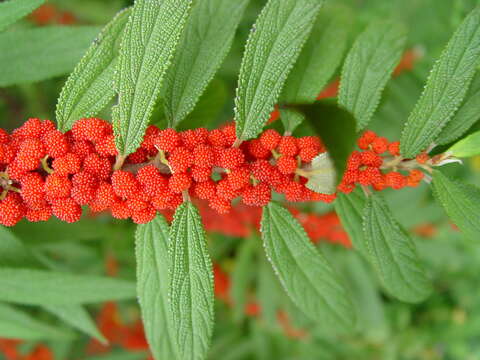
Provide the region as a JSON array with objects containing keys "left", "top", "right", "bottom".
[
  {"left": 0, "top": 26, "right": 101, "bottom": 87},
  {"left": 112, "top": 0, "right": 192, "bottom": 156},
  {"left": 0, "top": 226, "right": 39, "bottom": 268},
  {"left": 362, "top": 194, "right": 432, "bottom": 302},
  {"left": 338, "top": 21, "right": 406, "bottom": 130},
  {"left": 169, "top": 202, "right": 214, "bottom": 360},
  {"left": 257, "top": 256, "right": 283, "bottom": 328},
  {"left": 56, "top": 8, "right": 131, "bottom": 131},
  {"left": 0, "top": 302, "right": 71, "bottom": 340},
  {"left": 43, "top": 305, "right": 106, "bottom": 344},
  {"left": 437, "top": 72, "right": 480, "bottom": 145},
  {"left": 230, "top": 238, "right": 255, "bottom": 323},
  {"left": 261, "top": 202, "right": 355, "bottom": 332},
  {"left": 447, "top": 130, "right": 480, "bottom": 157},
  {"left": 0, "top": 0, "right": 44, "bottom": 32},
  {"left": 432, "top": 170, "right": 480, "bottom": 241},
  {"left": 136, "top": 215, "right": 178, "bottom": 360},
  {"left": 163, "top": 0, "right": 250, "bottom": 127},
  {"left": 400, "top": 6, "right": 480, "bottom": 157},
  {"left": 295, "top": 101, "right": 357, "bottom": 181},
  {"left": 334, "top": 187, "right": 368, "bottom": 257},
  {"left": 0, "top": 268, "right": 136, "bottom": 305},
  {"left": 279, "top": 4, "right": 351, "bottom": 132},
  {"left": 234, "top": 0, "right": 324, "bottom": 141}
]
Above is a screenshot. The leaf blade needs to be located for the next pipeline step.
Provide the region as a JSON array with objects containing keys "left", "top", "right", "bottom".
[
  {"left": 0, "top": 0, "right": 45, "bottom": 32},
  {"left": 447, "top": 130, "right": 480, "bottom": 157}
]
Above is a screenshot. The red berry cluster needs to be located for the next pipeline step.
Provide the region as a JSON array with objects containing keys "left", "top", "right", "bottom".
[
  {"left": 0, "top": 118, "right": 330, "bottom": 226},
  {"left": 338, "top": 130, "right": 425, "bottom": 194}
]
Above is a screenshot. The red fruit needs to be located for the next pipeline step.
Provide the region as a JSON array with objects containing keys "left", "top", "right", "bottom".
[
  {"left": 127, "top": 148, "right": 148, "bottom": 164},
  {"left": 388, "top": 141, "right": 400, "bottom": 156},
  {"left": 95, "top": 135, "right": 117, "bottom": 157},
  {"left": 337, "top": 181, "right": 355, "bottom": 194},
  {"left": 298, "top": 147, "right": 319, "bottom": 163},
  {"left": 191, "top": 166, "right": 212, "bottom": 182},
  {"left": 126, "top": 195, "right": 150, "bottom": 212},
  {"left": 416, "top": 153, "right": 429, "bottom": 164},
  {"left": 247, "top": 139, "right": 270, "bottom": 159},
  {"left": 242, "top": 183, "right": 271, "bottom": 206},
  {"left": 111, "top": 170, "right": 140, "bottom": 199},
  {"left": 51, "top": 198, "right": 82, "bottom": 223},
  {"left": 385, "top": 171, "right": 407, "bottom": 189},
  {"left": 360, "top": 151, "right": 383, "bottom": 167},
  {"left": 193, "top": 144, "right": 215, "bottom": 167},
  {"left": 193, "top": 180, "right": 217, "bottom": 200},
  {"left": 42, "top": 129, "right": 69, "bottom": 158},
  {"left": 278, "top": 136, "right": 298, "bottom": 157},
  {"left": 132, "top": 205, "right": 156, "bottom": 224},
  {"left": 13, "top": 118, "right": 42, "bottom": 139},
  {"left": 70, "top": 140, "right": 95, "bottom": 160},
  {"left": 221, "top": 124, "right": 237, "bottom": 147},
  {"left": 89, "top": 182, "right": 117, "bottom": 212},
  {"left": 141, "top": 125, "right": 161, "bottom": 154},
  {"left": 0, "top": 128, "right": 10, "bottom": 144},
  {"left": 136, "top": 165, "right": 167, "bottom": 197},
  {"left": 259, "top": 129, "right": 281, "bottom": 150},
  {"left": 371, "top": 137, "right": 389, "bottom": 154},
  {"left": 44, "top": 173, "right": 72, "bottom": 200},
  {"left": 180, "top": 129, "right": 203, "bottom": 150},
  {"left": 52, "top": 153, "right": 81, "bottom": 176},
  {"left": 346, "top": 151, "right": 362, "bottom": 170},
  {"left": 40, "top": 120, "right": 56, "bottom": 136},
  {"left": 20, "top": 172, "right": 46, "bottom": 209},
  {"left": 71, "top": 172, "right": 97, "bottom": 205},
  {"left": 276, "top": 156, "right": 297, "bottom": 175},
  {"left": 14, "top": 139, "right": 45, "bottom": 171},
  {"left": 154, "top": 128, "right": 180, "bottom": 153},
  {"left": 357, "top": 130, "right": 377, "bottom": 150},
  {"left": 0, "top": 193, "right": 25, "bottom": 226},
  {"left": 194, "top": 128, "right": 209, "bottom": 144},
  {"left": 168, "top": 147, "right": 193, "bottom": 173},
  {"left": 83, "top": 153, "right": 111, "bottom": 180},
  {"left": 71, "top": 118, "right": 109, "bottom": 142},
  {"left": 358, "top": 167, "right": 382, "bottom": 186},
  {"left": 168, "top": 173, "right": 192, "bottom": 193},
  {"left": 409, "top": 169, "right": 424, "bottom": 183},
  {"left": 227, "top": 167, "right": 251, "bottom": 190},
  {"left": 284, "top": 181, "right": 304, "bottom": 202},
  {"left": 26, "top": 206, "right": 52, "bottom": 222},
  {"left": 111, "top": 200, "right": 132, "bottom": 220},
  {"left": 341, "top": 169, "right": 359, "bottom": 184},
  {"left": 209, "top": 196, "right": 231, "bottom": 214},
  {"left": 250, "top": 159, "right": 274, "bottom": 182},
  {"left": 218, "top": 147, "right": 245, "bottom": 169},
  {"left": 208, "top": 129, "right": 227, "bottom": 147},
  {"left": 216, "top": 179, "right": 239, "bottom": 200},
  {"left": 297, "top": 136, "right": 322, "bottom": 151}
]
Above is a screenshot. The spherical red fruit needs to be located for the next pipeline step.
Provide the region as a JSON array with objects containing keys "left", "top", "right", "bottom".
[
  {"left": 168, "top": 173, "right": 192, "bottom": 193},
  {"left": 44, "top": 173, "right": 72, "bottom": 200},
  {"left": 218, "top": 147, "right": 245, "bottom": 169},
  {"left": 259, "top": 129, "right": 281, "bottom": 151},
  {"left": 51, "top": 198, "right": 82, "bottom": 223},
  {"left": 168, "top": 147, "right": 193, "bottom": 173},
  {"left": 52, "top": 153, "right": 82, "bottom": 176},
  {"left": 154, "top": 128, "right": 180, "bottom": 153},
  {"left": 276, "top": 156, "right": 297, "bottom": 175},
  {"left": 193, "top": 144, "right": 215, "bottom": 167},
  {"left": 242, "top": 183, "right": 271, "bottom": 207},
  {"left": 111, "top": 170, "right": 140, "bottom": 199}
]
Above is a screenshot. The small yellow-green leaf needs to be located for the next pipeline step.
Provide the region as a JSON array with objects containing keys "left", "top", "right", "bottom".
[{"left": 447, "top": 130, "right": 480, "bottom": 158}]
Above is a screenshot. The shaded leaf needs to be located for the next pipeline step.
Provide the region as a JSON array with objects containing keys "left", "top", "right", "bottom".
[
  {"left": 164, "top": 0, "right": 250, "bottom": 127},
  {"left": 0, "top": 26, "right": 101, "bottom": 87},
  {"left": 0, "top": 226, "right": 39, "bottom": 268},
  {"left": 261, "top": 202, "right": 355, "bottom": 332},
  {"left": 363, "top": 194, "right": 432, "bottom": 302},
  {"left": 56, "top": 8, "right": 131, "bottom": 131},
  {"left": 136, "top": 215, "right": 178, "bottom": 360},
  {"left": 169, "top": 202, "right": 214, "bottom": 360},
  {"left": 432, "top": 170, "right": 480, "bottom": 241},
  {"left": 112, "top": 0, "right": 192, "bottom": 156},
  {"left": 401, "top": 6, "right": 480, "bottom": 157},
  {"left": 234, "top": 0, "right": 324, "bottom": 141},
  {"left": 0, "top": 0, "right": 44, "bottom": 32}
]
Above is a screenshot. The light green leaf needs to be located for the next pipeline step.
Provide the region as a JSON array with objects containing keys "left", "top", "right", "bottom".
[
  {"left": 0, "top": 26, "right": 101, "bottom": 87},
  {"left": 447, "top": 130, "right": 480, "bottom": 157},
  {"left": 401, "top": 6, "right": 480, "bottom": 157},
  {"left": 432, "top": 170, "right": 480, "bottom": 241},
  {"left": 112, "top": 0, "right": 192, "bottom": 156},
  {"left": 44, "top": 305, "right": 106, "bottom": 344},
  {"left": 56, "top": 8, "right": 131, "bottom": 131},
  {"left": 334, "top": 187, "right": 368, "bottom": 257},
  {"left": 279, "top": 5, "right": 351, "bottom": 132},
  {"left": 0, "top": 0, "right": 45, "bottom": 32},
  {"left": 0, "top": 302, "right": 71, "bottom": 340},
  {"left": 304, "top": 153, "right": 337, "bottom": 195},
  {"left": 0, "top": 268, "right": 136, "bottom": 305},
  {"left": 257, "top": 256, "right": 283, "bottom": 328},
  {"left": 437, "top": 72, "right": 480, "bottom": 145},
  {"left": 136, "top": 215, "right": 178, "bottom": 360},
  {"left": 363, "top": 194, "right": 432, "bottom": 302},
  {"left": 339, "top": 21, "right": 406, "bottom": 130},
  {"left": 234, "top": 0, "right": 324, "bottom": 141},
  {"left": 261, "top": 202, "right": 355, "bottom": 332},
  {"left": 163, "top": 0, "right": 250, "bottom": 127},
  {"left": 169, "top": 202, "right": 214, "bottom": 360}
]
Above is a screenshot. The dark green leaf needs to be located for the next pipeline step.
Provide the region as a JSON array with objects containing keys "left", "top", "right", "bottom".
[
  {"left": 56, "top": 8, "right": 131, "bottom": 131},
  {"left": 169, "top": 202, "right": 214, "bottom": 360},
  {"left": 401, "top": 6, "right": 480, "bottom": 157},
  {"left": 0, "top": 26, "right": 101, "bottom": 87},
  {"left": 339, "top": 21, "right": 406, "bottom": 130},
  {"left": 432, "top": 170, "right": 480, "bottom": 241},
  {"left": 363, "top": 194, "right": 432, "bottom": 302},
  {"left": 234, "top": 0, "right": 324, "bottom": 141},
  {"left": 0, "top": 226, "right": 39, "bottom": 268},
  {"left": 112, "top": 0, "right": 192, "bottom": 156},
  {"left": 0, "top": 0, "right": 44, "bottom": 32},
  {"left": 163, "top": 0, "right": 250, "bottom": 127},
  {"left": 261, "top": 202, "right": 355, "bottom": 332},
  {"left": 136, "top": 215, "right": 178, "bottom": 360}
]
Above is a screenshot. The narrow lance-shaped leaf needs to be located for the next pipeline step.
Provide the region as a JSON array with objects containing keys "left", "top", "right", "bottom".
[
  {"left": 363, "top": 194, "right": 432, "bottom": 303},
  {"left": 0, "top": 268, "right": 136, "bottom": 305},
  {"left": 0, "top": 0, "right": 44, "bottom": 32},
  {"left": 112, "top": 0, "right": 192, "bottom": 156},
  {"left": 437, "top": 72, "right": 480, "bottom": 145},
  {"left": 431, "top": 170, "right": 480, "bottom": 241},
  {"left": 0, "top": 26, "right": 101, "bottom": 87},
  {"left": 279, "top": 4, "right": 351, "bottom": 132},
  {"left": 56, "top": 8, "right": 131, "bottom": 131},
  {"left": 261, "top": 202, "right": 355, "bottom": 332},
  {"left": 136, "top": 215, "right": 178, "bottom": 360},
  {"left": 163, "top": 0, "right": 250, "bottom": 127},
  {"left": 401, "top": 6, "right": 480, "bottom": 157},
  {"left": 447, "top": 130, "right": 480, "bottom": 158},
  {"left": 339, "top": 21, "right": 406, "bottom": 130},
  {"left": 234, "top": 0, "right": 324, "bottom": 141},
  {"left": 169, "top": 202, "right": 214, "bottom": 360}
]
